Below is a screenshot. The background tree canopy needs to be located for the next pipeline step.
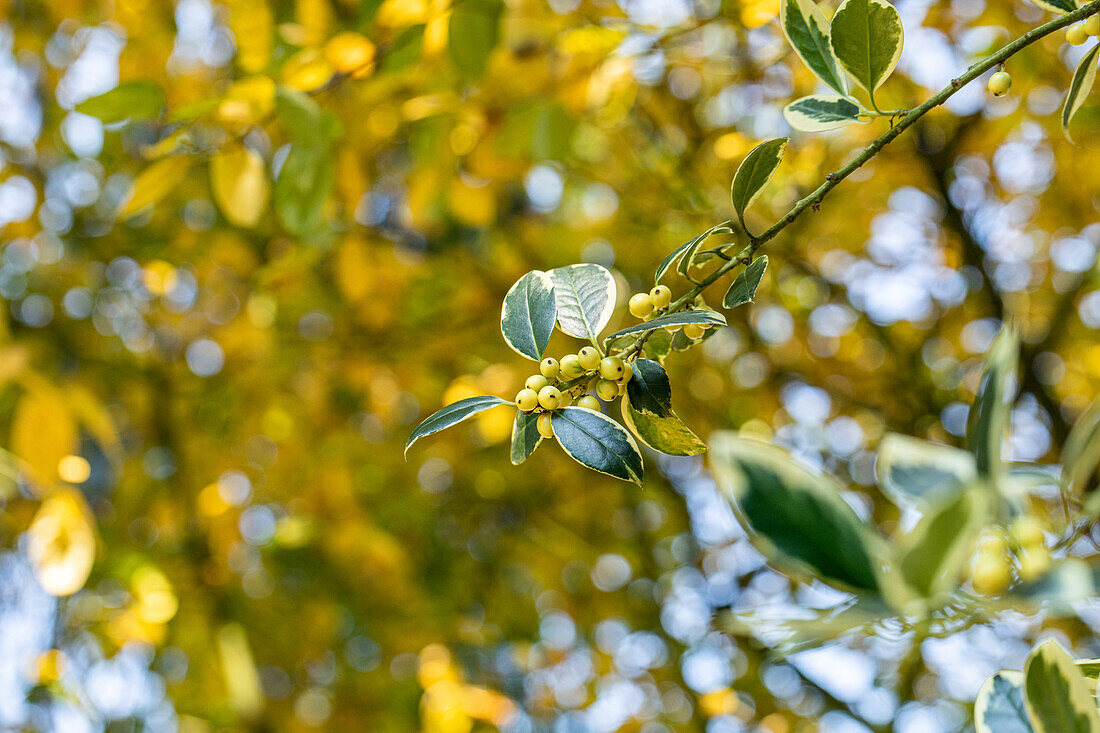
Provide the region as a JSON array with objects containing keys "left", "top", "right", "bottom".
[{"left": 1, "top": 0, "right": 1100, "bottom": 730}]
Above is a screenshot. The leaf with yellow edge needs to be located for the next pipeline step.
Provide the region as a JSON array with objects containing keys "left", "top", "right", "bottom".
[
  {"left": 27, "top": 491, "right": 96, "bottom": 596},
  {"left": 119, "top": 156, "right": 192, "bottom": 218},
  {"left": 210, "top": 145, "right": 269, "bottom": 228},
  {"left": 13, "top": 385, "right": 78, "bottom": 486}
]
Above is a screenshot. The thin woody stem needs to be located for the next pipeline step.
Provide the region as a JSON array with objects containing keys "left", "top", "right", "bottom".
[{"left": 611, "top": 0, "right": 1100, "bottom": 362}]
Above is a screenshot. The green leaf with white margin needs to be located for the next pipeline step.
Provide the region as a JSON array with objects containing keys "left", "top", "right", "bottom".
[
  {"left": 967, "top": 324, "right": 1018, "bottom": 479},
  {"left": 549, "top": 264, "right": 616, "bottom": 343},
  {"left": 510, "top": 409, "right": 542, "bottom": 465},
  {"left": 875, "top": 433, "right": 977, "bottom": 507},
  {"left": 976, "top": 671, "right": 1035, "bottom": 733},
  {"left": 76, "top": 81, "right": 166, "bottom": 123},
  {"left": 731, "top": 138, "right": 788, "bottom": 231},
  {"left": 1026, "top": 0, "right": 1076, "bottom": 15},
  {"left": 829, "top": 0, "right": 904, "bottom": 99},
  {"left": 783, "top": 95, "right": 865, "bottom": 132},
  {"left": 603, "top": 309, "right": 727, "bottom": 346},
  {"left": 1061, "top": 396, "right": 1100, "bottom": 496},
  {"left": 1063, "top": 43, "right": 1099, "bottom": 145},
  {"left": 723, "top": 256, "right": 769, "bottom": 308},
  {"left": 780, "top": 0, "right": 849, "bottom": 95},
  {"left": 448, "top": 0, "right": 504, "bottom": 78},
  {"left": 1024, "top": 640, "right": 1100, "bottom": 733},
  {"left": 500, "top": 270, "right": 556, "bottom": 361},
  {"left": 405, "top": 396, "right": 511, "bottom": 458},
  {"left": 655, "top": 223, "right": 734, "bottom": 283},
  {"left": 890, "top": 488, "right": 987, "bottom": 605},
  {"left": 621, "top": 359, "right": 706, "bottom": 456},
  {"left": 551, "top": 407, "right": 644, "bottom": 485},
  {"left": 678, "top": 224, "right": 737, "bottom": 280},
  {"left": 710, "top": 434, "right": 883, "bottom": 592}
]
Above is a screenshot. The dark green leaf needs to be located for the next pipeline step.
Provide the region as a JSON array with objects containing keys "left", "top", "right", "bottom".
[
  {"left": 500, "top": 271, "right": 556, "bottom": 361},
  {"left": 622, "top": 400, "right": 707, "bottom": 456},
  {"left": 893, "top": 489, "right": 986, "bottom": 602},
  {"left": 1061, "top": 396, "right": 1100, "bottom": 496},
  {"left": 1024, "top": 640, "right": 1100, "bottom": 733},
  {"left": 967, "top": 324, "right": 1018, "bottom": 479},
  {"left": 1063, "top": 43, "right": 1098, "bottom": 145},
  {"left": 731, "top": 138, "right": 787, "bottom": 231},
  {"left": 975, "top": 672, "right": 1035, "bottom": 733},
  {"left": 76, "top": 81, "right": 166, "bottom": 123},
  {"left": 829, "top": 0, "right": 904, "bottom": 97},
  {"left": 551, "top": 407, "right": 644, "bottom": 484},
  {"left": 875, "top": 433, "right": 977, "bottom": 507},
  {"left": 510, "top": 409, "right": 542, "bottom": 465},
  {"left": 549, "top": 264, "right": 616, "bottom": 343},
  {"left": 654, "top": 223, "right": 733, "bottom": 283},
  {"left": 405, "top": 396, "right": 512, "bottom": 457},
  {"left": 625, "top": 359, "right": 673, "bottom": 416},
  {"left": 621, "top": 360, "right": 705, "bottom": 456},
  {"left": 723, "top": 256, "right": 769, "bottom": 308},
  {"left": 783, "top": 95, "right": 865, "bottom": 132},
  {"left": 710, "top": 434, "right": 882, "bottom": 591},
  {"left": 275, "top": 143, "right": 335, "bottom": 238},
  {"left": 780, "top": 0, "right": 849, "bottom": 95},
  {"left": 381, "top": 25, "right": 425, "bottom": 72},
  {"left": 448, "top": 0, "right": 504, "bottom": 79},
  {"left": 604, "top": 309, "right": 726, "bottom": 345}
]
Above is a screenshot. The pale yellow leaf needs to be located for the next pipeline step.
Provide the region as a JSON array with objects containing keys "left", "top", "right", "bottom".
[
  {"left": 210, "top": 146, "right": 269, "bottom": 228},
  {"left": 119, "top": 156, "right": 192, "bottom": 218}
]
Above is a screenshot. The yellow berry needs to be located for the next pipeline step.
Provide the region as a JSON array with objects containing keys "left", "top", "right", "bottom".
[
  {"left": 618, "top": 362, "right": 633, "bottom": 384},
  {"left": 577, "top": 395, "right": 601, "bottom": 411},
  {"left": 988, "top": 71, "right": 1011, "bottom": 97},
  {"left": 525, "top": 374, "right": 549, "bottom": 392},
  {"left": 599, "top": 356, "right": 625, "bottom": 380},
  {"left": 538, "top": 386, "right": 562, "bottom": 410},
  {"left": 978, "top": 535, "right": 1008, "bottom": 558},
  {"left": 578, "top": 347, "right": 601, "bottom": 371},
  {"left": 540, "top": 357, "right": 560, "bottom": 379},
  {"left": 1011, "top": 517, "right": 1045, "bottom": 548},
  {"left": 1017, "top": 547, "right": 1051, "bottom": 582},
  {"left": 971, "top": 553, "right": 1012, "bottom": 595},
  {"left": 650, "top": 285, "right": 672, "bottom": 308},
  {"left": 515, "top": 389, "right": 538, "bottom": 411},
  {"left": 537, "top": 412, "right": 554, "bottom": 438},
  {"left": 1068, "top": 23, "right": 1088, "bottom": 45},
  {"left": 682, "top": 323, "right": 706, "bottom": 340},
  {"left": 596, "top": 379, "right": 619, "bottom": 401},
  {"left": 1087, "top": 14, "right": 1100, "bottom": 35},
  {"left": 629, "top": 293, "right": 654, "bottom": 318},
  {"left": 559, "top": 391, "right": 572, "bottom": 407},
  {"left": 560, "top": 354, "right": 584, "bottom": 379}
]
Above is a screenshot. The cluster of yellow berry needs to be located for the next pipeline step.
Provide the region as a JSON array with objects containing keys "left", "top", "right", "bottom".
[
  {"left": 987, "top": 14, "right": 1099, "bottom": 97},
  {"left": 514, "top": 349, "right": 633, "bottom": 438},
  {"left": 1067, "top": 13, "right": 1100, "bottom": 46},
  {"left": 627, "top": 284, "right": 709, "bottom": 339},
  {"left": 969, "top": 517, "right": 1051, "bottom": 595}
]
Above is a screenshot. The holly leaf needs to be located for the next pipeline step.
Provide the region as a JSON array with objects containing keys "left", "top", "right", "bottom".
[
  {"left": 710, "top": 434, "right": 882, "bottom": 592},
  {"left": 405, "top": 396, "right": 512, "bottom": 457},
  {"left": 723, "top": 256, "right": 769, "bottom": 308},
  {"left": 510, "top": 409, "right": 542, "bottom": 465},
  {"left": 780, "top": 0, "right": 849, "bottom": 95},
  {"left": 551, "top": 407, "right": 644, "bottom": 485},
  {"left": 549, "top": 264, "right": 616, "bottom": 343},
  {"left": 501, "top": 271, "right": 556, "bottom": 361},
  {"left": 783, "top": 95, "right": 865, "bottom": 132},
  {"left": 731, "top": 138, "right": 788, "bottom": 231},
  {"left": 830, "top": 0, "right": 904, "bottom": 98},
  {"left": 1063, "top": 43, "right": 1099, "bottom": 145},
  {"left": 604, "top": 309, "right": 726, "bottom": 346}
]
